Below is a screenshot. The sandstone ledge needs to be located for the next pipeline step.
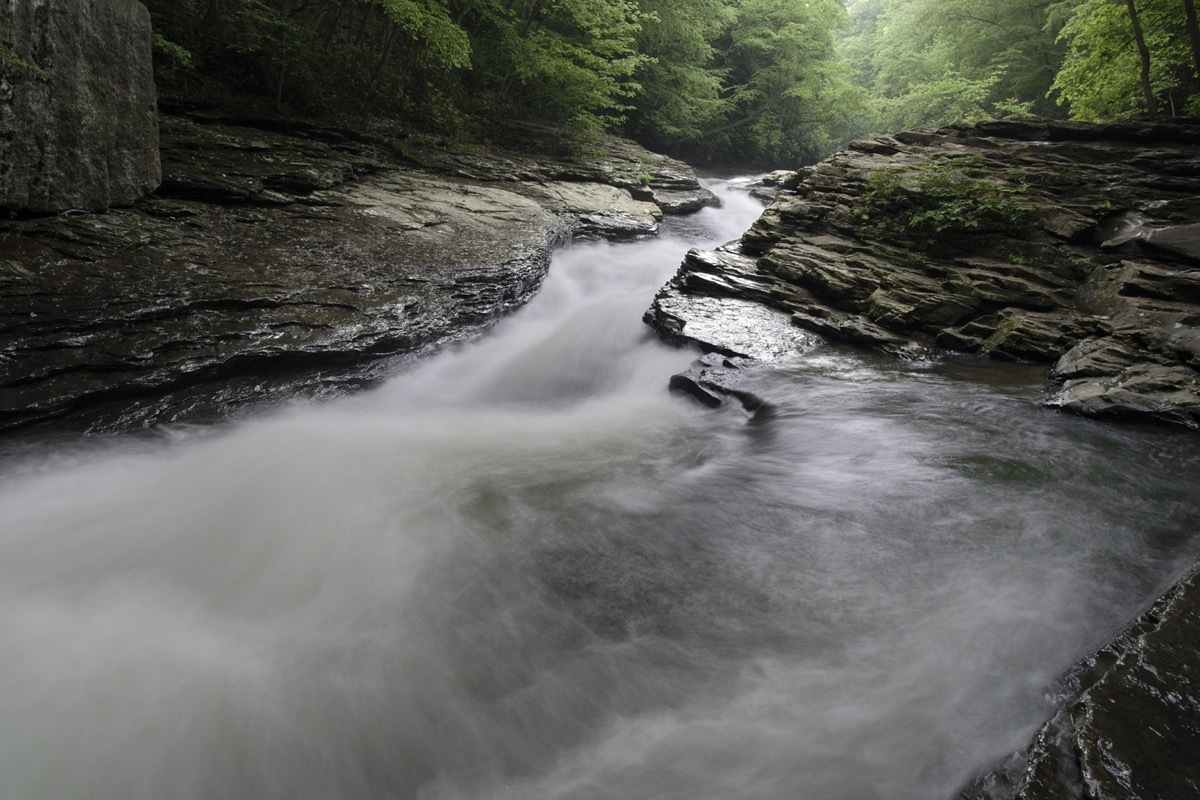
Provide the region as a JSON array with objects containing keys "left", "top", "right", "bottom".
[
  {"left": 0, "top": 109, "right": 716, "bottom": 434},
  {"left": 645, "top": 118, "right": 1200, "bottom": 428}
]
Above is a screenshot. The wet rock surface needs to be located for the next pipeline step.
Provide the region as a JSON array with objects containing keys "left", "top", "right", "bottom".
[
  {"left": 0, "top": 107, "right": 716, "bottom": 434},
  {"left": 958, "top": 562, "right": 1200, "bottom": 800},
  {"left": 0, "top": 0, "right": 160, "bottom": 212},
  {"left": 645, "top": 118, "right": 1200, "bottom": 427}
]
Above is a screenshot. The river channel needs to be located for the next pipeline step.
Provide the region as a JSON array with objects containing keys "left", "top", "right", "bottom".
[{"left": 1, "top": 181, "right": 1198, "bottom": 799}]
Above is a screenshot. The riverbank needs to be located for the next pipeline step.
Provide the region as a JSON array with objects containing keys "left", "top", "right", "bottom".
[
  {"left": 3, "top": 174, "right": 1197, "bottom": 800},
  {"left": 959, "top": 559, "right": 1200, "bottom": 799},
  {"left": 0, "top": 103, "right": 716, "bottom": 435},
  {"left": 647, "top": 118, "right": 1200, "bottom": 428}
]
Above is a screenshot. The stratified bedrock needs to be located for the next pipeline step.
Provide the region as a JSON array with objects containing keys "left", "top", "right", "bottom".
[
  {"left": 958, "top": 562, "right": 1200, "bottom": 800},
  {"left": 646, "top": 118, "right": 1200, "bottom": 427}
]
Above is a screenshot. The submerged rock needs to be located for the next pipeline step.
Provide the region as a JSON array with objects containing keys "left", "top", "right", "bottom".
[
  {"left": 0, "top": 108, "right": 715, "bottom": 434},
  {"left": 645, "top": 118, "right": 1200, "bottom": 427},
  {"left": 667, "top": 352, "right": 775, "bottom": 416}
]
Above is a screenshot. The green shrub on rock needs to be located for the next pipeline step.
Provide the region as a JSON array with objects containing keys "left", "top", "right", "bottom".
[{"left": 852, "top": 159, "right": 1033, "bottom": 247}]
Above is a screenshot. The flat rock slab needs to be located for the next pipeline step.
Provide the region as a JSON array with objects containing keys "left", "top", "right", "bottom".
[
  {"left": 647, "top": 293, "right": 818, "bottom": 362},
  {"left": 0, "top": 175, "right": 561, "bottom": 432},
  {"left": 0, "top": 110, "right": 714, "bottom": 434}
]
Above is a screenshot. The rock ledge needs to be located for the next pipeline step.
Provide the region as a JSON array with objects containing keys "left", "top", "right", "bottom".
[
  {"left": 645, "top": 118, "right": 1200, "bottom": 427},
  {"left": 959, "top": 561, "right": 1200, "bottom": 800},
  {"left": 0, "top": 109, "right": 715, "bottom": 434}
]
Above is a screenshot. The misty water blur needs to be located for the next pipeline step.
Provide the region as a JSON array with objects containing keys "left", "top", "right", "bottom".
[{"left": 1, "top": 181, "right": 1198, "bottom": 800}]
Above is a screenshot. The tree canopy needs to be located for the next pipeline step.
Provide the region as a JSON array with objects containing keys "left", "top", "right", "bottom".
[
  {"left": 1051, "top": 0, "right": 1200, "bottom": 118},
  {"left": 842, "top": 0, "right": 1066, "bottom": 130},
  {"left": 143, "top": 0, "right": 1200, "bottom": 167}
]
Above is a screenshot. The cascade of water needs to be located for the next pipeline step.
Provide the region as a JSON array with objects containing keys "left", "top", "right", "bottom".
[{"left": 1, "top": 181, "right": 1197, "bottom": 800}]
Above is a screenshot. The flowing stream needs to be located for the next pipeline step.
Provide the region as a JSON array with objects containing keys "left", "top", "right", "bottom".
[{"left": 1, "top": 182, "right": 1198, "bottom": 799}]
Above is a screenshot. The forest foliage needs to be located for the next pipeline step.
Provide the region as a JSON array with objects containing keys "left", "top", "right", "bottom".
[{"left": 144, "top": 0, "right": 1200, "bottom": 167}]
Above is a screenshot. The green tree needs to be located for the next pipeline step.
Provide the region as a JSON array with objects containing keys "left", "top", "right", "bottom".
[
  {"left": 845, "top": 0, "right": 1067, "bottom": 133},
  {"left": 1184, "top": 0, "right": 1200, "bottom": 78},
  {"left": 455, "top": 0, "right": 650, "bottom": 140},
  {"left": 655, "top": 0, "right": 864, "bottom": 166},
  {"left": 1051, "top": 0, "right": 1197, "bottom": 119},
  {"left": 1125, "top": 0, "right": 1158, "bottom": 114},
  {"left": 143, "top": 0, "right": 473, "bottom": 118},
  {"left": 139, "top": 0, "right": 871, "bottom": 161},
  {"left": 623, "top": 0, "right": 734, "bottom": 152}
]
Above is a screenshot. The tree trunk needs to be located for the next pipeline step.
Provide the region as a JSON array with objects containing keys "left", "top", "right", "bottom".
[
  {"left": 201, "top": 0, "right": 223, "bottom": 57},
  {"left": 1125, "top": 0, "right": 1158, "bottom": 115},
  {"left": 378, "top": 19, "right": 396, "bottom": 75},
  {"left": 1183, "top": 0, "right": 1200, "bottom": 82},
  {"left": 675, "top": 109, "right": 766, "bottom": 143},
  {"left": 352, "top": 2, "right": 374, "bottom": 48},
  {"left": 321, "top": 0, "right": 351, "bottom": 46},
  {"left": 518, "top": 0, "right": 546, "bottom": 37},
  {"left": 275, "top": 62, "right": 286, "bottom": 107}
]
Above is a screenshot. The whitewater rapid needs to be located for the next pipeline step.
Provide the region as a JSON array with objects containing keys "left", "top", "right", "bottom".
[{"left": 1, "top": 181, "right": 1197, "bottom": 800}]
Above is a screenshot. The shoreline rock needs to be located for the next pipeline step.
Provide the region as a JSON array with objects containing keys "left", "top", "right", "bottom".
[
  {"left": 958, "top": 561, "right": 1200, "bottom": 800},
  {"left": 0, "top": 108, "right": 716, "bottom": 435},
  {"left": 645, "top": 118, "right": 1200, "bottom": 428}
]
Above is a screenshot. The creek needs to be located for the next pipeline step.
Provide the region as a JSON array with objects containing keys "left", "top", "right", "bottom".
[{"left": 1, "top": 181, "right": 1198, "bottom": 799}]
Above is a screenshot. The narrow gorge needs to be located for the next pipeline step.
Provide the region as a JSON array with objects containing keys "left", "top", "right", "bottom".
[{"left": 1, "top": 2, "right": 1199, "bottom": 796}]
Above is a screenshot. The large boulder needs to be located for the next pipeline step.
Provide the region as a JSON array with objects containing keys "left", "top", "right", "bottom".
[{"left": 0, "top": 0, "right": 160, "bottom": 212}]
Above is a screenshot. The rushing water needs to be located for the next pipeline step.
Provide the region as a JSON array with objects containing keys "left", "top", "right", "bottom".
[{"left": 2, "top": 182, "right": 1198, "bottom": 800}]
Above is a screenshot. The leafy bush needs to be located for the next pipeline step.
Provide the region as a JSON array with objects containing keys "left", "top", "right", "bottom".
[
  {"left": 150, "top": 32, "right": 193, "bottom": 76},
  {"left": 852, "top": 159, "right": 1032, "bottom": 246},
  {"left": 0, "top": 25, "right": 36, "bottom": 71}
]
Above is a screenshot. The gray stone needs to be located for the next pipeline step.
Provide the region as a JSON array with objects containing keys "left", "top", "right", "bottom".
[
  {"left": 1053, "top": 337, "right": 1139, "bottom": 380},
  {"left": 0, "top": 108, "right": 713, "bottom": 434},
  {"left": 959, "top": 563, "right": 1200, "bottom": 800},
  {"left": 667, "top": 353, "right": 773, "bottom": 413},
  {"left": 0, "top": 0, "right": 161, "bottom": 212},
  {"left": 643, "top": 118, "right": 1200, "bottom": 427},
  {"left": 643, "top": 291, "right": 817, "bottom": 362},
  {"left": 1047, "top": 364, "right": 1200, "bottom": 425}
]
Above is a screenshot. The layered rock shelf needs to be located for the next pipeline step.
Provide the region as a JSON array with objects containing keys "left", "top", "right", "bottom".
[
  {"left": 0, "top": 106, "right": 715, "bottom": 434},
  {"left": 646, "top": 118, "right": 1200, "bottom": 427}
]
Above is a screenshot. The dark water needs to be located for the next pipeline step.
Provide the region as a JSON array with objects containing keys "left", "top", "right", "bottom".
[{"left": 1, "top": 182, "right": 1197, "bottom": 799}]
